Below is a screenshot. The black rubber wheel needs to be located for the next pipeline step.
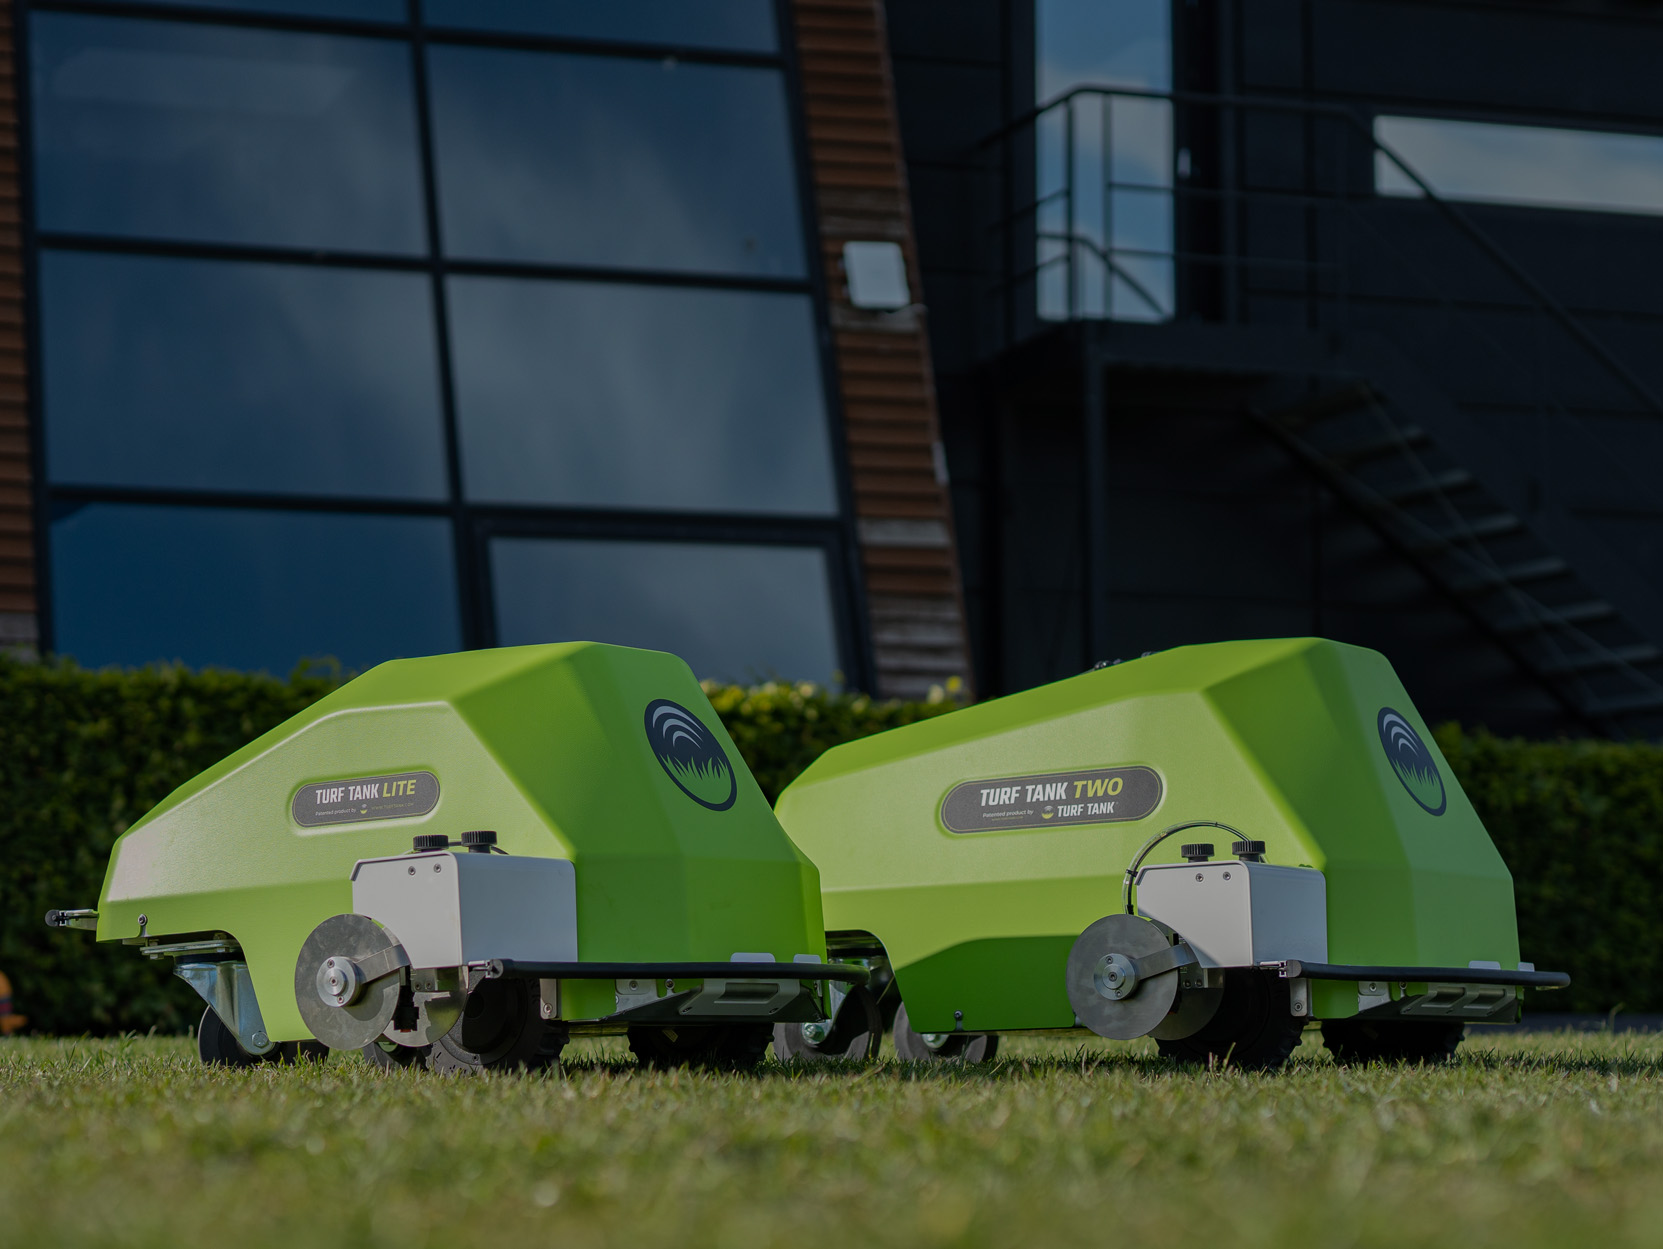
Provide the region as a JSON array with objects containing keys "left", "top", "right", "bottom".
[
  {"left": 1154, "top": 970, "right": 1305, "bottom": 1072},
  {"left": 361, "top": 1038, "right": 430, "bottom": 1069},
  {"left": 890, "top": 1002, "right": 999, "bottom": 1064},
  {"left": 197, "top": 1007, "right": 332, "bottom": 1066},
  {"left": 774, "top": 984, "right": 883, "bottom": 1062},
  {"left": 1321, "top": 1018, "right": 1465, "bottom": 1066},
  {"left": 428, "top": 978, "right": 568, "bottom": 1074},
  {"left": 628, "top": 1023, "right": 773, "bottom": 1071}
]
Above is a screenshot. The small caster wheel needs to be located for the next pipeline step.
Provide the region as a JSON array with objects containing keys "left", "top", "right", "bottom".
[
  {"left": 774, "top": 984, "right": 883, "bottom": 1062},
  {"left": 890, "top": 1002, "right": 999, "bottom": 1063},
  {"left": 196, "top": 1007, "right": 281, "bottom": 1067}
]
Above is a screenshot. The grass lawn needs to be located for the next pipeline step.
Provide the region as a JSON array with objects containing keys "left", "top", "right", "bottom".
[{"left": 2, "top": 1027, "right": 1659, "bottom": 1249}]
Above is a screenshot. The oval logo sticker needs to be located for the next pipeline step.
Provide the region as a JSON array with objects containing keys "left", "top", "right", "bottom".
[
  {"left": 1377, "top": 707, "right": 1446, "bottom": 816},
  {"left": 940, "top": 765, "right": 1163, "bottom": 833},
  {"left": 644, "top": 699, "right": 737, "bottom": 812}
]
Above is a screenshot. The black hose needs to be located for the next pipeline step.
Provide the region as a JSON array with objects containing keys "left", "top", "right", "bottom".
[{"left": 1121, "top": 820, "right": 1250, "bottom": 914}]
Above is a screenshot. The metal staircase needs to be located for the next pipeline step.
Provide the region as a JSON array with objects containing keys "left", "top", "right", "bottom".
[
  {"left": 979, "top": 86, "right": 1663, "bottom": 735},
  {"left": 1257, "top": 378, "right": 1663, "bottom": 735}
]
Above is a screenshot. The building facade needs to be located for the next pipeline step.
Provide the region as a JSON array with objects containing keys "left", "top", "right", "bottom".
[{"left": 6, "top": 0, "right": 1663, "bottom": 735}]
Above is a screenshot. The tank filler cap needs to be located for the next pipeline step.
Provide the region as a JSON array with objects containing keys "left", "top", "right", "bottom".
[
  {"left": 1180, "top": 843, "right": 1214, "bottom": 863},
  {"left": 1232, "top": 840, "right": 1266, "bottom": 862},
  {"left": 411, "top": 834, "right": 451, "bottom": 853},
  {"left": 460, "top": 830, "right": 499, "bottom": 853}
]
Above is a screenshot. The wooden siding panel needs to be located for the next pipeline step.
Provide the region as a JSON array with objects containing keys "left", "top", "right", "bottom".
[
  {"left": 0, "top": 0, "right": 31, "bottom": 645},
  {"left": 794, "top": 0, "right": 971, "bottom": 698}
]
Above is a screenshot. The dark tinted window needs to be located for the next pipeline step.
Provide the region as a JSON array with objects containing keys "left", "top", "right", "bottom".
[
  {"left": 31, "top": 13, "right": 424, "bottom": 253},
  {"left": 42, "top": 251, "right": 447, "bottom": 500},
  {"left": 109, "top": 0, "right": 404, "bottom": 20},
  {"left": 448, "top": 277, "right": 835, "bottom": 514},
  {"left": 421, "top": 0, "right": 777, "bottom": 52},
  {"left": 492, "top": 538, "right": 839, "bottom": 684},
  {"left": 52, "top": 505, "right": 460, "bottom": 673},
  {"left": 428, "top": 46, "right": 804, "bottom": 276}
]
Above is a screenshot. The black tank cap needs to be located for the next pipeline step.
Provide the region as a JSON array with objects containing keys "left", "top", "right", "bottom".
[
  {"left": 1232, "top": 840, "right": 1266, "bottom": 862},
  {"left": 460, "top": 830, "right": 498, "bottom": 853},
  {"left": 1181, "top": 843, "right": 1214, "bottom": 862},
  {"left": 411, "top": 833, "right": 451, "bottom": 853}
]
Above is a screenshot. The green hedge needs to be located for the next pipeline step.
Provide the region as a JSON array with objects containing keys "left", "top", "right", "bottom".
[
  {"left": 1434, "top": 725, "right": 1661, "bottom": 1015},
  {"left": 0, "top": 657, "right": 1650, "bottom": 1034},
  {"left": 0, "top": 659, "right": 346, "bottom": 1037}
]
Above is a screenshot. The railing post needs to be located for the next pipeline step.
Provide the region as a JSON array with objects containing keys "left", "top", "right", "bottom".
[
  {"left": 1218, "top": 3, "right": 1241, "bottom": 323},
  {"left": 1081, "top": 325, "right": 1111, "bottom": 663},
  {"left": 1103, "top": 92, "right": 1114, "bottom": 320},
  {"left": 1064, "top": 99, "right": 1076, "bottom": 319}
]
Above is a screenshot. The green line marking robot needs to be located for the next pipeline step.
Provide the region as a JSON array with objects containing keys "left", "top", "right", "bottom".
[
  {"left": 48, "top": 642, "right": 865, "bottom": 1071},
  {"left": 771, "top": 638, "right": 1567, "bottom": 1070}
]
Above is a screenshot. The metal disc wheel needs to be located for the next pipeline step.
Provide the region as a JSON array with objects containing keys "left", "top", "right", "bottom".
[
  {"left": 1065, "top": 913, "right": 1183, "bottom": 1040},
  {"left": 1154, "top": 969, "right": 1306, "bottom": 1072},
  {"left": 628, "top": 1023, "right": 773, "bottom": 1071},
  {"left": 361, "top": 1038, "right": 430, "bottom": 1069},
  {"left": 292, "top": 913, "right": 407, "bottom": 1052},
  {"left": 428, "top": 978, "right": 567, "bottom": 1074},
  {"left": 774, "top": 984, "right": 883, "bottom": 1063},
  {"left": 1321, "top": 1018, "right": 1465, "bottom": 1066},
  {"left": 890, "top": 1002, "right": 999, "bottom": 1064}
]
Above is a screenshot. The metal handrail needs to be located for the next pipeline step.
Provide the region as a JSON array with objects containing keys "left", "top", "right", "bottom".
[{"left": 984, "top": 85, "right": 1663, "bottom": 418}]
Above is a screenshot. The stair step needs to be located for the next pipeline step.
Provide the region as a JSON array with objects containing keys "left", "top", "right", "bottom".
[
  {"left": 1381, "top": 469, "right": 1475, "bottom": 505},
  {"left": 1494, "top": 599, "right": 1616, "bottom": 635},
  {"left": 1271, "top": 382, "right": 1376, "bottom": 430},
  {"left": 1541, "top": 644, "right": 1663, "bottom": 676},
  {"left": 1406, "top": 512, "right": 1521, "bottom": 551},
  {"left": 1450, "top": 557, "right": 1571, "bottom": 594},
  {"left": 1326, "top": 425, "right": 1429, "bottom": 467}
]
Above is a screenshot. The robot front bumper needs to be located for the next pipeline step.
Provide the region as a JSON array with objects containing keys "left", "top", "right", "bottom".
[
  {"left": 292, "top": 835, "right": 867, "bottom": 1052},
  {"left": 1065, "top": 840, "right": 1569, "bottom": 1043},
  {"left": 51, "top": 832, "right": 867, "bottom": 1056}
]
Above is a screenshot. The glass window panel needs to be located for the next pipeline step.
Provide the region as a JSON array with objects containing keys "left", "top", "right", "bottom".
[
  {"left": 422, "top": 0, "right": 777, "bottom": 52},
  {"left": 51, "top": 505, "right": 460, "bottom": 673},
  {"left": 492, "top": 538, "right": 840, "bottom": 685},
  {"left": 1038, "top": 0, "right": 1170, "bottom": 98},
  {"left": 31, "top": 13, "right": 425, "bottom": 253},
  {"left": 41, "top": 251, "right": 448, "bottom": 501},
  {"left": 109, "top": 0, "right": 404, "bottom": 20},
  {"left": 1376, "top": 116, "right": 1663, "bottom": 217},
  {"left": 428, "top": 46, "right": 805, "bottom": 276},
  {"left": 1036, "top": 0, "right": 1173, "bottom": 323},
  {"left": 449, "top": 277, "right": 837, "bottom": 515}
]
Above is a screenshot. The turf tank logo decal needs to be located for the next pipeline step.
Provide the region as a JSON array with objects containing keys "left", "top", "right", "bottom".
[
  {"left": 644, "top": 699, "right": 737, "bottom": 812},
  {"left": 1377, "top": 707, "right": 1446, "bottom": 816}
]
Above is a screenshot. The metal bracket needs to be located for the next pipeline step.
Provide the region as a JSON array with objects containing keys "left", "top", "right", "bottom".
[
  {"left": 173, "top": 960, "right": 274, "bottom": 1055},
  {"left": 140, "top": 937, "right": 239, "bottom": 961},
  {"left": 353, "top": 943, "right": 411, "bottom": 984},
  {"left": 1129, "top": 941, "right": 1198, "bottom": 982},
  {"left": 676, "top": 977, "right": 802, "bottom": 1018},
  {"left": 44, "top": 909, "right": 98, "bottom": 931}
]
